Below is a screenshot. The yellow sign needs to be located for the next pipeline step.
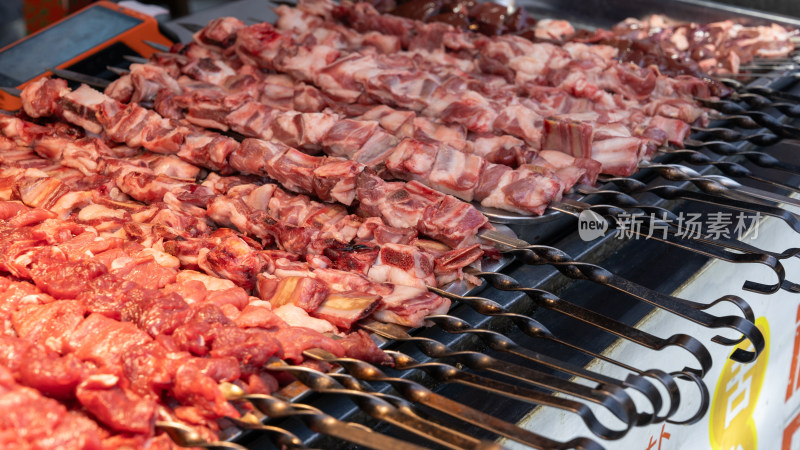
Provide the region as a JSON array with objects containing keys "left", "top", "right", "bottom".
[{"left": 709, "top": 317, "right": 770, "bottom": 450}]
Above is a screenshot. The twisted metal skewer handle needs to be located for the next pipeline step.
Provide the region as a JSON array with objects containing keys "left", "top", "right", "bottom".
[
  {"left": 422, "top": 314, "right": 663, "bottom": 426},
  {"left": 380, "top": 350, "right": 633, "bottom": 440},
  {"left": 427, "top": 286, "right": 691, "bottom": 420},
  {"left": 553, "top": 198, "right": 788, "bottom": 295},
  {"left": 321, "top": 373, "right": 499, "bottom": 450},
  {"left": 303, "top": 350, "right": 605, "bottom": 449},
  {"left": 265, "top": 363, "right": 496, "bottom": 450},
  {"left": 156, "top": 421, "right": 247, "bottom": 450},
  {"left": 685, "top": 140, "right": 800, "bottom": 177},
  {"left": 590, "top": 176, "right": 800, "bottom": 230},
  {"left": 694, "top": 97, "right": 800, "bottom": 137},
  {"left": 609, "top": 163, "right": 800, "bottom": 211},
  {"left": 664, "top": 370, "right": 710, "bottom": 426},
  {"left": 457, "top": 273, "right": 713, "bottom": 376},
  {"left": 664, "top": 145, "right": 800, "bottom": 177},
  {"left": 225, "top": 415, "right": 307, "bottom": 449},
  {"left": 729, "top": 92, "right": 800, "bottom": 118},
  {"left": 513, "top": 248, "right": 762, "bottom": 361},
  {"left": 484, "top": 230, "right": 757, "bottom": 322},
  {"left": 643, "top": 159, "right": 800, "bottom": 196},
  {"left": 719, "top": 79, "right": 800, "bottom": 110},
  {"left": 471, "top": 235, "right": 763, "bottom": 364},
  {"left": 359, "top": 320, "right": 638, "bottom": 427},
  {"left": 221, "top": 382, "right": 426, "bottom": 450}
]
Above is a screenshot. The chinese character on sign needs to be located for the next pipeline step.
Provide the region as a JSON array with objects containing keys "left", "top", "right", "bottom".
[
  {"left": 645, "top": 424, "right": 671, "bottom": 450},
  {"left": 786, "top": 305, "right": 800, "bottom": 402},
  {"left": 782, "top": 408, "right": 800, "bottom": 450},
  {"left": 725, "top": 361, "right": 754, "bottom": 429}
]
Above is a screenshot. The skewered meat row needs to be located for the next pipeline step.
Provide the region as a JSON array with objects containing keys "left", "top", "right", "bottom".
[
  {"left": 107, "top": 61, "right": 603, "bottom": 217},
  {"left": 103, "top": 21, "right": 704, "bottom": 215},
  {"left": 350, "top": 0, "right": 797, "bottom": 76},
  {"left": 111, "top": 57, "right": 539, "bottom": 168},
  {"left": 0, "top": 125, "right": 396, "bottom": 331},
  {"left": 108, "top": 53, "right": 610, "bottom": 194},
  {"left": 274, "top": 0, "right": 717, "bottom": 125},
  {"left": 1, "top": 111, "right": 482, "bottom": 289},
  {"left": 600, "top": 16, "right": 795, "bottom": 74},
  {"left": 120, "top": 1, "right": 716, "bottom": 180},
  {"left": 277, "top": 0, "right": 725, "bottom": 105},
  {"left": 177, "top": 4, "right": 711, "bottom": 177},
  {"left": 21, "top": 77, "right": 501, "bottom": 240},
  {"left": 0, "top": 114, "right": 458, "bottom": 327}
]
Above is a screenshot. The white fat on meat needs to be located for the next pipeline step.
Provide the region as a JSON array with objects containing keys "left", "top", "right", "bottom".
[
  {"left": 366, "top": 243, "right": 436, "bottom": 290},
  {"left": 137, "top": 248, "right": 180, "bottom": 270},
  {"left": 176, "top": 269, "right": 237, "bottom": 291},
  {"left": 534, "top": 20, "right": 575, "bottom": 41},
  {"left": 373, "top": 285, "right": 450, "bottom": 328},
  {"left": 480, "top": 167, "right": 561, "bottom": 215},
  {"left": 591, "top": 137, "right": 642, "bottom": 176},
  {"left": 77, "top": 204, "right": 127, "bottom": 223},
  {"left": 273, "top": 304, "right": 337, "bottom": 334},
  {"left": 427, "top": 146, "right": 483, "bottom": 202},
  {"left": 49, "top": 191, "right": 93, "bottom": 218},
  {"left": 273, "top": 259, "right": 315, "bottom": 279},
  {"left": 61, "top": 85, "right": 112, "bottom": 134}
]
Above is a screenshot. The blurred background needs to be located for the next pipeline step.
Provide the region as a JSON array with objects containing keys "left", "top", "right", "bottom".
[
  {"left": 0, "top": 0, "right": 221, "bottom": 47},
  {"left": 1, "top": 0, "right": 797, "bottom": 48}
]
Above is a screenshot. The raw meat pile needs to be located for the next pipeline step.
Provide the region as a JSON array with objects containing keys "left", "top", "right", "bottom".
[{"left": 0, "top": 0, "right": 795, "bottom": 447}]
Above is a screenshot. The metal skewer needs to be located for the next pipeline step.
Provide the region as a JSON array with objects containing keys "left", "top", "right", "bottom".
[
  {"left": 357, "top": 320, "right": 638, "bottom": 428},
  {"left": 219, "top": 382, "right": 428, "bottom": 450},
  {"left": 301, "top": 349, "right": 607, "bottom": 449},
  {"left": 447, "top": 268, "right": 716, "bottom": 374},
  {"left": 144, "top": 40, "right": 171, "bottom": 52},
  {"left": 360, "top": 318, "right": 651, "bottom": 426},
  {"left": 478, "top": 231, "right": 763, "bottom": 364},
  {"left": 579, "top": 178, "right": 800, "bottom": 234},
  {"left": 683, "top": 139, "right": 800, "bottom": 175},
  {"left": 262, "top": 362, "right": 505, "bottom": 450},
  {"left": 156, "top": 421, "right": 247, "bottom": 449},
  {"left": 699, "top": 95, "right": 800, "bottom": 120},
  {"left": 418, "top": 314, "right": 666, "bottom": 423},
  {"left": 545, "top": 198, "right": 790, "bottom": 294},
  {"left": 426, "top": 286, "right": 703, "bottom": 423},
  {"left": 224, "top": 414, "right": 307, "bottom": 449}
]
